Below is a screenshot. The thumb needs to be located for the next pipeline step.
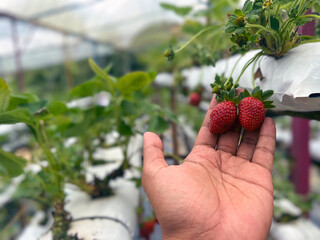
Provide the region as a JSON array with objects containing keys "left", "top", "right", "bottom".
[{"left": 142, "top": 132, "right": 168, "bottom": 181}]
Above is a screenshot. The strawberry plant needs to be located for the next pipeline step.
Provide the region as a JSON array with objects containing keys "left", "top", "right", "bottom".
[
  {"left": 0, "top": 59, "right": 174, "bottom": 239},
  {"left": 163, "top": 0, "right": 240, "bottom": 65},
  {"left": 226, "top": 0, "right": 320, "bottom": 58}
]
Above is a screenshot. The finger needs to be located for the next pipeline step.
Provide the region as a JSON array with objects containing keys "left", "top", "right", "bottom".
[
  {"left": 216, "top": 121, "right": 242, "bottom": 155},
  {"left": 252, "top": 118, "right": 276, "bottom": 172},
  {"left": 142, "top": 132, "right": 168, "bottom": 181},
  {"left": 194, "top": 95, "right": 218, "bottom": 148},
  {"left": 236, "top": 128, "right": 260, "bottom": 160}
]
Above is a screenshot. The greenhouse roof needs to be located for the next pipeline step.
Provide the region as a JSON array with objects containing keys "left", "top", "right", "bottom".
[{"left": 0, "top": 0, "right": 205, "bottom": 75}]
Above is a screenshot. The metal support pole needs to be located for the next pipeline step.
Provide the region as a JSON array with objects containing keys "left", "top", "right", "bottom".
[
  {"left": 10, "top": 19, "right": 25, "bottom": 92},
  {"left": 291, "top": 9, "right": 315, "bottom": 196},
  {"left": 63, "top": 34, "right": 74, "bottom": 90}
]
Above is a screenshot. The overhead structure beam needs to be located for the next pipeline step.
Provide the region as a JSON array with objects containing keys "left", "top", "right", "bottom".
[
  {"left": 0, "top": 11, "right": 111, "bottom": 46},
  {"left": 30, "top": 0, "right": 105, "bottom": 20}
]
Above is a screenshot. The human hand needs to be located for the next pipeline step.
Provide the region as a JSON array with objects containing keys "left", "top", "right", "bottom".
[{"left": 142, "top": 95, "right": 276, "bottom": 240}]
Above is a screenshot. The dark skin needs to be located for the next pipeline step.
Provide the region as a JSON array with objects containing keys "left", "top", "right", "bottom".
[{"left": 142, "top": 95, "right": 276, "bottom": 240}]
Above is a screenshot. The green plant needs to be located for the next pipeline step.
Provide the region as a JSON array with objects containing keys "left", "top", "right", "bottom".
[
  {"left": 162, "top": 0, "right": 240, "bottom": 65},
  {"left": 226, "top": 0, "right": 320, "bottom": 58},
  {"left": 0, "top": 59, "right": 175, "bottom": 239}
]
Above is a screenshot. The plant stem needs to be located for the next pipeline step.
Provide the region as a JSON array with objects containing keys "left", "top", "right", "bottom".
[
  {"left": 275, "top": 2, "right": 281, "bottom": 17},
  {"left": 246, "top": 23, "right": 280, "bottom": 48},
  {"left": 294, "top": 39, "right": 320, "bottom": 47},
  {"left": 232, "top": 51, "right": 264, "bottom": 89},
  {"left": 298, "top": 14, "right": 320, "bottom": 20},
  {"left": 174, "top": 26, "right": 220, "bottom": 54},
  {"left": 224, "top": 55, "right": 243, "bottom": 87},
  {"left": 297, "top": 0, "right": 307, "bottom": 16},
  {"left": 164, "top": 152, "right": 184, "bottom": 164},
  {"left": 35, "top": 121, "right": 56, "bottom": 169},
  {"left": 251, "top": 55, "right": 262, "bottom": 88}
]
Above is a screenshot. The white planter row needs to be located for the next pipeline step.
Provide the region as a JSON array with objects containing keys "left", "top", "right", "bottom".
[
  {"left": 270, "top": 218, "right": 320, "bottom": 240},
  {"left": 15, "top": 134, "right": 143, "bottom": 240},
  {"left": 156, "top": 43, "right": 320, "bottom": 112}
]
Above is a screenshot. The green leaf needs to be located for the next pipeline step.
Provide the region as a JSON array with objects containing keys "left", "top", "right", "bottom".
[
  {"left": 120, "top": 100, "right": 136, "bottom": 116},
  {"left": 242, "top": 0, "right": 253, "bottom": 13},
  {"left": 88, "top": 58, "right": 115, "bottom": 94},
  {"left": 0, "top": 78, "right": 10, "bottom": 112},
  {"left": 8, "top": 93, "right": 39, "bottom": 110},
  {"left": 247, "top": 14, "right": 259, "bottom": 23},
  {"left": 230, "top": 45, "right": 237, "bottom": 52},
  {"left": 0, "top": 108, "right": 33, "bottom": 125},
  {"left": 234, "top": 9, "right": 243, "bottom": 16},
  {"left": 47, "top": 100, "right": 67, "bottom": 115},
  {"left": 148, "top": 116, "right": 169, "bottom": 134},
  {"left": 69, "top": 78, "right": 108, "bottom": 99},
  {"left": 244, "top": 89, "right": 251, "bottom": 97},
  {"left": 270, "top": 16, "right": 280, "bottom": 30},
  {"left": 148, "top": 72, "right": 157, "bottom": 81},
  {"left": 0, "top": 149, "right": 27, "bottom": 177},
  {"left": 265, "top": 104, "right": 276, "bottom": 109},
  {"left": 162, "top": 109, "right": 179, "bottom": 124},
  {"left": 264, "top": 100, "right": 273, "bottom": 104},
  {"left": 117, "top": 72, "right": 152, "bottom": 94},
  {"left": 160, "top": 3, "right": 192, "bottom": 16},
  {"left": 118, "top": 120, "right": 133, "bottom": 136},
  {"left": 235, "top": 27, "right": 246, "bottom": 34},
  {"left": 250, "top": 34, "right": 259, "bottom": 43},
  {"left": 225, "top": 25, "right": 237, "bottom": 33},
  {"left": 20, "top": 100, "right": 48, "bottom": 114},
  {"left": 262, "top": 90, "right": 274, "bottom": 100},
  {"left": 252, "top": 86, "right": 260, "bottom": 96},
  {"left": 229, "top": 88, "right": 236, "bottom": 99}
]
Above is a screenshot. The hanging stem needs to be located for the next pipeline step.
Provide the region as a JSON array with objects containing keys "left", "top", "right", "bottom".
[
  {"left": 174, "top": 26, "right": 220, "bottom": 55},
  {"left": 224, "top": 55, "right": 243, "bottom": 87},
  {"left": 232, "top": 51, "right": 264, "bottom": 89},
  {"left": 246, "top": 23, "right": 280, "bottom": 49},
  {"left": 164, "top": 151, "right": 184, "bottom": 164},
  {"left": 275, "top": 2, "right": 281, "bottom": 17},
  {"left": 251, "top": 55, "right": 262, "bottom": 88},
  {"left": 298, "top": 14, "right": 320, "bottom": 21}
]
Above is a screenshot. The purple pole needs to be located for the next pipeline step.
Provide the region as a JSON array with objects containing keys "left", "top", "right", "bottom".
[{"left": 291, "top": 10, "right": 314, "bottom": 196}]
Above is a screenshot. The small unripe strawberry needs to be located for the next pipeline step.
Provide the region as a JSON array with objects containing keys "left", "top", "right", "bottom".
[
  {"left": 209, "top": 101, "right": 237, "bottom": 134},
  {"left": 189, "top": 92, "right": 201, "bottom": 106},
  {"left": 238, "top": 97, "right": 265, "bottom": 131}
]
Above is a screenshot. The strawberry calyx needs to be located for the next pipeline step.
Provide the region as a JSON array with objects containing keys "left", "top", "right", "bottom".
[
  {"left": 240, "top": 86, "right": 275, "bottom": 109},
  {"left": 216, "top": 88, "right": 241, "bottom": 107},
  {"left": 211, "top": 74, "right": 239, "bottom": 96}
]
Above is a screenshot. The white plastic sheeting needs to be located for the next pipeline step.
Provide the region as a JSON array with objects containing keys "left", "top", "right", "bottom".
[
  {"left": 210, "top": 43, "right": 320, "bottom": 112},
  {"left": 15, "top": 134, "right": 143, "bottom": 240},
  {"left": 0, "top": 0, "right": 204, "bottom": 74},
  {"left": 156, "top": 43, "right": 320, "bottom": 112}
]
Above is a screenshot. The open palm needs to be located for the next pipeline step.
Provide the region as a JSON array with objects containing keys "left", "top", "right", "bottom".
[{"left": 142, "top": 96, "right": 276, "bottom": 240}]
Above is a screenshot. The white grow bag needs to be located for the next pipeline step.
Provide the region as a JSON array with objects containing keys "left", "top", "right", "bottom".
[
  {"left": 173, "top": 43, "right": 320, "bottom": 112},
  {"left": 15, "top": 134, "right": 142, "bottom": 240}
]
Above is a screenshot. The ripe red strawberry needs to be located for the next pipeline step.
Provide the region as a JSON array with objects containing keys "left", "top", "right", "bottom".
[
  {"left": 238, "top": 87, "right": 275, "bottom": 131},
  {"left": 238, "top": 97, "right": 265, "bottom": 131},
  {"left": 209, "top": 101, "right": 237, "bottom": 134},
  {"left": 189, "top": 92, "right": 201, "bottom": 106}
]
